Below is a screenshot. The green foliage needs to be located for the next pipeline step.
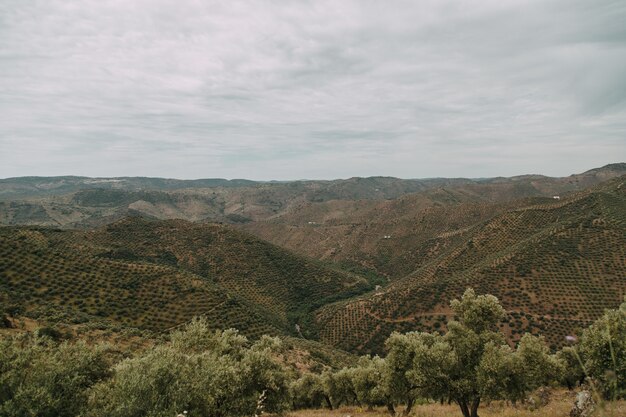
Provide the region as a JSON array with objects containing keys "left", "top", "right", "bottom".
[
  {"left": 0, "top": 219, "right": 370, "bottom": 340},
  {"left": 290, "top": 373, "right": 327, "bottom": 409},
  {"left": 515, "top": 334, "right": 563, "bottom": 389},
  {"left": 1, "top": 294, "right": 625, "bottom": 417},
  {"left": 350, "top": 355, "right": 389, "bottom": 408},
  {"left": 0, "top": 334, "right": 110, "bottom": 417},
  {"left": 316, "top": 179, "right": 626, "bottom": 354},
  {"left": 384, "top": 331, "right": 423, "bottom": 409},
  {"left": 35, "top": 326, "right": 65, "bottom": 341},
  {"left": 321, "top": 367, "right": 358, "bottom": 408},
  {"left": 386, "top": 289, "right": 560, "bottom": 417},
  {"left": 556, "top": 346, "right": 585, "bottom": 389},
  {"left": 450, "top": 288, "right": 506, "bottom": 333},
  {"left": 87, "top": 318, "right": 290, "bottom": 417},
  {"left": 478, "top": 334, "right": 563, "bottom": 403},
  {"left": 578, "top": 297, "right": 626, "bottom": 399}
]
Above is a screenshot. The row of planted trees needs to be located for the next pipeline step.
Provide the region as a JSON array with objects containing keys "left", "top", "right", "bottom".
[
  {"left": 291, "top": 290, "right": 625, "bottom": 417},
  {"left": 1, "top": 289, "right": 625, "bottom": 417},
  {"left": 292, "top": 289, "right": 566, "bottom": 417}
]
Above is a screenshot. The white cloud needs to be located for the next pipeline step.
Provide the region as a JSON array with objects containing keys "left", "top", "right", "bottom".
[{"left": 1, "top": 0, "right": 625, "bottom": 179}]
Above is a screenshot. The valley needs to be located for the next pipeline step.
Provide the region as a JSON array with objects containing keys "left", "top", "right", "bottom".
[{"left": 1, "top": 164, "right": 625, "bottom": 355}]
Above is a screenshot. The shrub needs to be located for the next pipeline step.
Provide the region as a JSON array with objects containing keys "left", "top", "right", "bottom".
[
  {"left": 0, "top": 334, "right": 110, "bottom": 417},
  {"left": 578, "top": 297, "right": 626, "bottom": 399}
]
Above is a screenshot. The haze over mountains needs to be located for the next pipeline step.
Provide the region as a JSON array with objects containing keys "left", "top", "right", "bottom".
[{"left": 1, "top": 163, "right": 625, "bottom": 355}]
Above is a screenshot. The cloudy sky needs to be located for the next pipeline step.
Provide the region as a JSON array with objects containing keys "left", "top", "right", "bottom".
[{"left": 1, "top": 0, "right": 625, "bottom": 180}]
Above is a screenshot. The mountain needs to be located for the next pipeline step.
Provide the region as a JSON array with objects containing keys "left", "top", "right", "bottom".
[
  {"left": 238, "top": 164, "right": 626, "bottom": 279},
  {"left": 313, "top": 177, "right": 626, "bottom": 353},
  {"left": 2, "top": 165, "right": 624, "bottom": 232},
  {"left": 0, "top": 176, "right": 258, "bottom": 200}
]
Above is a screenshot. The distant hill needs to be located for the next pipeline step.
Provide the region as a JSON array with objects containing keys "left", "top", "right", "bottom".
[
  {"left": 239, "top": 164, "right": 626, "bottom": 278},
  {"left": 1, "top": 164, "right": 624, "bottom": 229},
  {"left": 0, "top": 176, "right": 257, "bottom": 200},
  {"left": 313, "top": 177, "right": 626, "bottom": 353}
]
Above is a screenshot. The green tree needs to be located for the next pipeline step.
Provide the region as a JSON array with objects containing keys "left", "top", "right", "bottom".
[
  {"left": 332, "top": 367, "right": 359, "bottom": 407},
  {"left": 478, "top": 334, "right": 562, "bottom": 404},
  {"left": 556, "top": 346, "right": 585, "bottom": 390},
  {"left": 390, "top": 289, "right": 559, "bottom": 417},
  {"left": 87, "top": 317, "right": 290, "bottom": 417},
  {"left": 384, "top": 331, "right": 422, "bottom": 415},
  {"left": 290, "top": 372, "right": 327, "bottom": 409},
  {"left": 408, "top": 289, "right": 505, "bottom": 417},
  {"left": 350, "top": 355, "right": 389, "bottom": 410}
]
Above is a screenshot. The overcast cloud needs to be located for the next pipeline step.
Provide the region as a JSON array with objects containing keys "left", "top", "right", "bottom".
[{"left": 1, "top": 0, "right": 625, "bottom": 179}]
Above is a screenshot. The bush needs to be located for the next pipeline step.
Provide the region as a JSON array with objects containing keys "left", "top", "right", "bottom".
[
  {"left": 0, "top": 334, "right": 110, "bottom": 417},
  {"left": 578, "top": 297, "right": 626, "bottom": 399}
]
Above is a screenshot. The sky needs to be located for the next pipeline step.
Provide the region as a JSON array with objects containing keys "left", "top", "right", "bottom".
[{"left": 1, "top": 0, "right": 625, "bottom": 180}]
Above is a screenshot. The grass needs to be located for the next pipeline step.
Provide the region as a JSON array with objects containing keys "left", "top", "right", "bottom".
[{"left": 283, "top": 391, "right": 626, "bottom": 417}]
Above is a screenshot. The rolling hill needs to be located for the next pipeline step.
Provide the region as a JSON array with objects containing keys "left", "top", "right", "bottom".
[
  {"left": 1, "top": 164, "right": 625, "bottom": 357},
  {"left": 0, "top": 217, "right": 370, "bottom": 340},
  {"left": 313, "top": 177, "right": 626, "bottom": 353}
]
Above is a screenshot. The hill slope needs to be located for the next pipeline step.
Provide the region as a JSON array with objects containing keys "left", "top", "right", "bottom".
[
  {"left": 0, "top": 218, "right": 369, "bottom": 339},
  {"left": 313, "top": 177, "right": 626, "bottom": 353}
]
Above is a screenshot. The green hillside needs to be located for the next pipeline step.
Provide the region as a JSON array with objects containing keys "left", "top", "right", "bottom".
[{"left": 0, "top": 218, "right": 369, "bottom": 340}]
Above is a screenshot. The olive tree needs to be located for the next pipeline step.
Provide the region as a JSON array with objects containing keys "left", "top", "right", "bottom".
[
  {"left": 390, "top": 288, "right": 559, "bottom": 417},
  {"left": 319, "top": 367, "right": 361, "bottom": 409},
  {"left": 350, "top": 355, "right": 389, "bottom": 410},
  {"left": 384, "top": 331, "right": 422, "bottom": 415},
  {"left": 290, "top": 372, "right": 328, "bottom": 409},
  {"left": 478, "top": 334, "right": 563, "bottom": 404},
  {"left": 87, "top": 317, "right": 290, "bottom": 417},
  {"left": 398, "top": 289, "right": 506, "bottom": 417},
  {"left": 556, "top": 346, "right": 585, "bottom": 390}
]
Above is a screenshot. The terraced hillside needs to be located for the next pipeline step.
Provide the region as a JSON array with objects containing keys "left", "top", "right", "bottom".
[
  {"left": 314, "top": 177, "right": 626, "bottom": 354},
  {"left": 0, "top": 218, "right": 369, "bottom": 339}
]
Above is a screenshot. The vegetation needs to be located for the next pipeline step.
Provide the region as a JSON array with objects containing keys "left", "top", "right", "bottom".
[
  {"left": 0, "top": 218, "right": 369, "bottom": 339},
  {"left": 88, "top": 318, "right": 290, "bottom": 417},
  {"left": 0, "top": 333, "right": 110, "bottom": 417},
  {"left": 1, "top": 292, "right": 625, "bottom": 417},
  {"left": 316, "top": 178, "right": 626, "bottom": 353},
  {"left": 295, "top": 291, "right": 626, "bottom": 417},
  {"left": 1, "top": 169, "right": 625, "bottom": 416},
  {"left": 577, "top": 296, "right": 626, "bottom": 400}
]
